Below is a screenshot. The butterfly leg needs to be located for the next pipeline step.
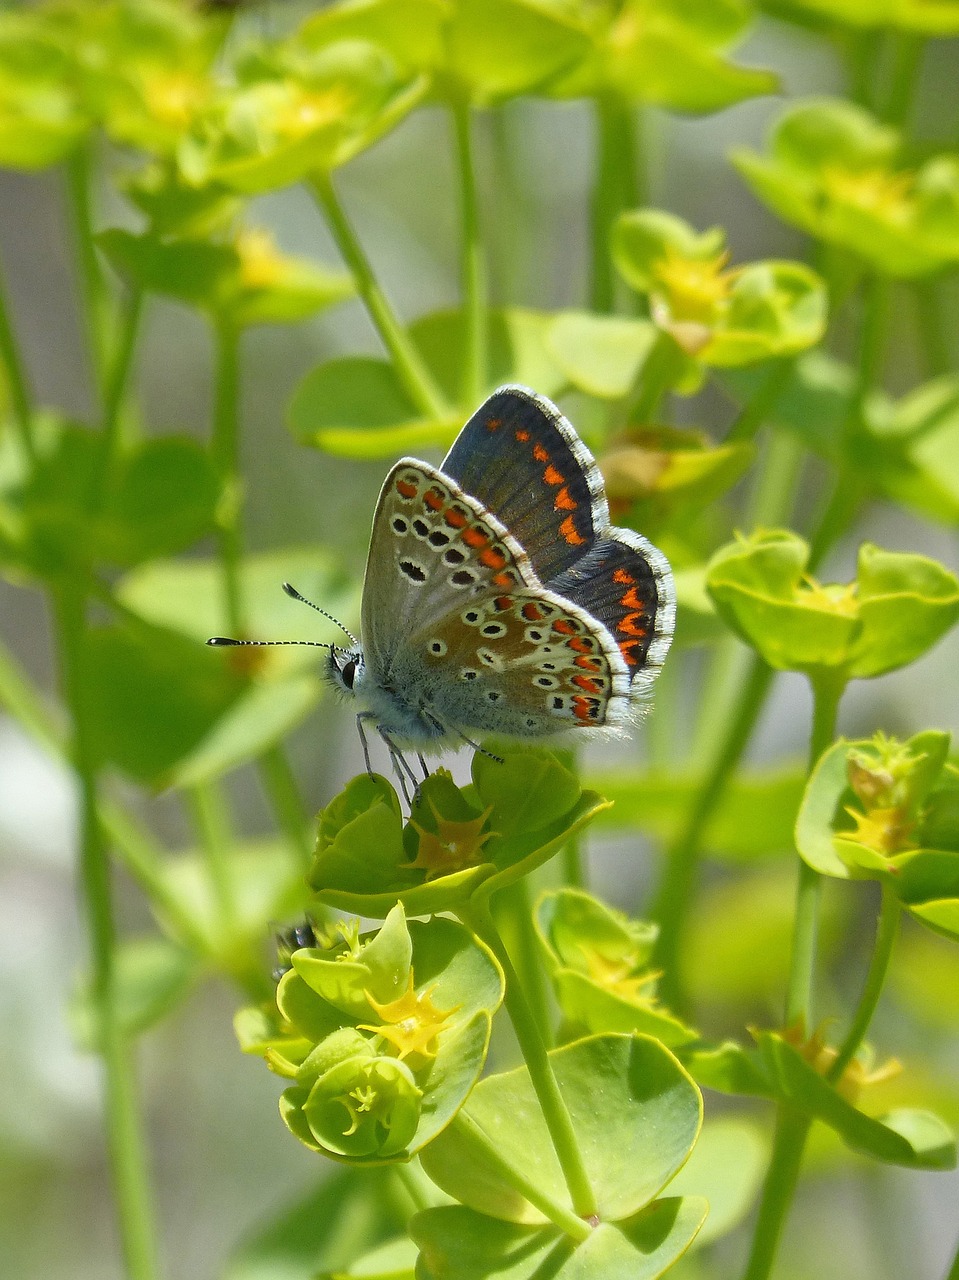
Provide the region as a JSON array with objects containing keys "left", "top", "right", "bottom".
[
  {"left": 377, "top": 727, "right": 420, "bottom": 806},
  {"left": 417, "top": 752, "right": 430, "bottom": 781},
  {"left": 355, "top": 713, "right": 376, "bottom": 780}
]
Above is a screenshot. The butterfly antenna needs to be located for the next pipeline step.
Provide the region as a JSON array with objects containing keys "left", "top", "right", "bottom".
[
  {"left": 206, "top": 637, "right": 339, "bottom": 650},
  {"left": 282, "top": 582, "right": 358, "bottom": 646}
]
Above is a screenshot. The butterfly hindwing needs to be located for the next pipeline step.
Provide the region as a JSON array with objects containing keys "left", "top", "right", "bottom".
[
  {"left": 441, "top": 385, "right": 608, "bottom": 583},
  {"left": 545, "top": 530, "right": 676, "bottom": 696}
]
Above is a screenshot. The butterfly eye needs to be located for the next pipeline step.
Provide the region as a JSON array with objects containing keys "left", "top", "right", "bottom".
[{"left": 341, "top": 659, "right": 357, "bottom": 689}]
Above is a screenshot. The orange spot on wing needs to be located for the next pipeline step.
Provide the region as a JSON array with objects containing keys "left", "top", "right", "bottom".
[
  {"left": 444, "top": 507, "right": 468, "bottom": 529},
  {"left": 396, "top": 479, "right": 417, "bottom": 499},
  {"left": 554, "top": 486, "right": 577, "bottom": 511},
  {"left": 619, "top": 638, "right": 641, "bottom": 666},
  {"left": 553, "top": 620, "right": 576, "bottom": 636},
  {"left": 533, "top": 443, "right": 549, "bottom": 463},
  {"left": 494, "top": 595, "right": 512, "bottom": 611},
  {"left": 543, "top": 464, "right": 565, "bottom": 486},
  {"left": 618, "top": 612, "right": 647, "bottom": 638},
  {"left": 574, "top": 655, "right": 601, "bottom": 671},
  {"left": 462, "top": 527, "right": 489, "bottom": 549},
  {"left": 515, "top": 429, "right": 530, "bottom": 442},
  {"left": 613, "top": 568, "right": 635, "bottom": 584},
  {"left": 559, "top": 515, "right": 586, "bottom": 545},
  {"left": 486, "top": 417, "right": 502, "bottom": 431},
  {"left": 571, "top": 695, "right": 594, "bottom": 722},
  {"left": 620, "top": 586, "right": 646, "bottom": 610},
  {"left": 522, "top": 602, "right": 545, "bottom": 621},
  {"left": 492, "top": 572, "right": 515, "bottom": 587},
  {"left": 424, "top": 488, "right": 445, "bottom": 511},
  {"left": 480, "top": 547, "right": 507, "bottom": 570},
  {"left": 568, "top": 636, "right": 593, "bottom": 653},
  {"left": 572, "top": 674, "right": 601, "bottom": 694}
]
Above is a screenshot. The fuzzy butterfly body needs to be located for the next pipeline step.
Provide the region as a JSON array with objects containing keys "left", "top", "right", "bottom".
[{"left": 326, "top": 385, "right": 675, "bottom": 753}]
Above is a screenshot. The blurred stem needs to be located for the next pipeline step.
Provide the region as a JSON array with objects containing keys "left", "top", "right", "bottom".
[
  {"left": 462, "top": 897, "right": 599, "bottom": 1221},
  {"left": 589, "top": 93, "right": 640, "bottom": 313},
  {"left": 915, "top": 277, "right": 954, "bottom": 378},
  {"left": 66, "top": 140, "right": 111, "bottom": 403},
  {"left": 726, "top": 359, "right": 795, "bottom": 443},
  {"left": 493, "top": 879, "right": 553, "bottom": 1047},
  {"left": 845, "top": 29, "right": 883, "bottom": 110},
  {"left": 881, "top": 33, "right": 924, "bottom": 127},
  {"left": 0, "top": 256, "right": 38, "bottom": 465},
  {"left": 452, "top": 97, "right": 488, "bottom": 406},
  {"left": 450, "top": 1111, "right": 592, "bottom": 1241},
  {"left": 826, "top": 886, "right": 900, "bottom": 1084},
  {"left": 784, "top": 672, "right": 843, "bottom": 1029},
  {"left": 312, "top": 172, "right": 448, "bottom": 421},
  {"left": 742, "top": 671, "right": 844, "bottom": 1280},
  {"left": 651, "top": 655, "right": 774, "bottom": 1011},
  {"left": 91, "top": 287, "right": 144, "bottom": 510},
  {"left": 187, "top": 781, "right": 237, "bottom": 929},
  {"left": 259, "top": 745, "right": 312, "bottom": 867},
  {"left": 561, "top": 831, "right": 584, "bottom": 888},
  {"left": 947, "top": 1236, "right": 959, "bottom": 1280},
  {"left": 748, "top": 431, "right": 805, "bottom": 530},
  {"left": 53, "top": 585, "right": 158, "bottom": 1280},
  {"left": 211, "top": 321, "right": 245, "bottom": 635},
  {"left": 631, "top": 330, "right": 684, "bottom": 424}
]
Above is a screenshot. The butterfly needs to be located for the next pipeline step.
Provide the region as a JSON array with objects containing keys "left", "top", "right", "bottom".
[{"left": 210, "top": 386, "right": 675, "bottom": 797}]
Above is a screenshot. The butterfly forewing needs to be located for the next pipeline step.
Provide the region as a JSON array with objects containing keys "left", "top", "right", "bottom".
[{"left": 441, "top": 386, "right": 608, "bottom": 584}]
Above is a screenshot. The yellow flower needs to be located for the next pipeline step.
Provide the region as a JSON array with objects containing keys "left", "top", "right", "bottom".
[
  {"left": 580, "top": 943, "right": 660, "bottom": 1004},
  {"left": 236, "top": 227, "right": 291, "bottom": 290},
  {"left": 361, "top": 971, "right": 459, "bottom": 1061},
  {"left": 843, "top": 805, "right": 915, "bottom": 856},
  {"left": 823, "top": 166, "right": 913, "bottom": 225},
  {"left": 797, "top": 577, "right": 859, "bottom": 617},
  {"left": 274, "top": 83, "right": 353, "bottom": 140},
  {"left": 142, "top": 70, "right": 209, "bottom": 130},
  {"left": 649, "top": 242, "right": 732, "bottom": 354}
]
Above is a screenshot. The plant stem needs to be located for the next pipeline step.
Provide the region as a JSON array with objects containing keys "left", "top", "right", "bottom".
[
  {"left": 631, "top": 330, "right": 684, "bottom": 424},
  {"left": 211, "top": 321, "right": 245, "bottom": 635},
  {"left": 452, "top": 97, "right": 488, "bottom": 407},
  {"left": 914, "top": 278, "right": 954, "bottom": 379},
  {"left": 494, "top": 879, "right": 554, "bottom": 1046},
  {"left": 741, "top": 1107, "right": 811, "bottom": 1280},
  {"left": 53, "top": 586, "right": 158, "bottom": 1280},
  {"left": 589, "top": 93, "right": 640, "bottom": 313},
  {"left": 651, "top": 656, "right": 774, "bottom": 1010},
  {"left": 66, "top": 140, "right": 111, "bottom": 404},
  {"left": 946, "top": 1234, "right": 959, "bottom": 1280},
  {"left": 463, "top": 898, "right": 599, "bottom": 1222},
  {"left": 92, "top": 286, "right": 144, "bottom": 510},
  {"left": 726, "top": 359, "right": 795, "bottom": 443},
  {"left": 741, "top": 672, "right": 844, "bottom": 1280},
  {"left": 311, "top": 172, "right": 448, "bottom": 421},
  {"left": 827, "top": 886, "right": 900, "bottom": 1083},
  {"left": 258, "top": 745, "right": 313, "bottom": 866},
  {"left": 448, "top": 1111, "right": 592, "bottom": 1242},
  {"left": 881, "top": 33, "right": 924, "bottom": 127},
  {"left": 0, "top": 256, "right": 38, "bottom": 465},
  {"left": 188, "top": 781, "right": 237, "bottom": 929}
]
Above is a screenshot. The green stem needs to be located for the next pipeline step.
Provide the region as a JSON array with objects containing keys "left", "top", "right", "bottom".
[
  {"left": 91, "top": 287, "right": 144, "bottom": 510},
  {"left": 826, "top": 886, "right": 900, "bottom": 1084},
  {"left": 561, "top": 831, "right": 584, "bottom": 888},
  {"left": 311, "top": 172, "right": 448, "bottom": 421},
  {"left": 651, "top": 656, "right": 774, "bottom": 1010},
  {"left": 66, "top": 140, "right": 111, "bottom": 403},
  {"left": 53, "top": 586, "right": 158, "bottom": 1280},
  {"left": 726, "top": 359, "right": 795, "bottom": 443},
  {"left": 741, "top": 1108, "right": 811, "bottom": 1280},
  {"left": 448, "top": 1111, "right": 592, "bottom": 1242},
  {"left": 211, "top": 321, "right": 245, "bottom": 635},
  {"left": 881, "top": 33, "right": 924, "bottom": 127},
  {"left": 463, "top": 898, "right": 599, "bottom": 1222},
  {"left": 494, "top": 880, "right": 554, "bottom": 1046},
  {"left": 589, "top": 93, "right": 640, "bottom": 313},
  {"left": 914, "top": 278, "right": 954, "bottom": 379},
  {"left": 946, "top": 1234, "right": 959, "bottom": 1280},
  {"left": 187, "top": 781, "right": 237, "bottom": 928},
  {"left": 0, "top": 256, "right": 38, "bottom": 465},
  {"left": 452, "top": 97, "right": 488, "bottom": 407},
  {"left": 258, "top": 746, "right": 313, "bottom": 867},
  {"left": 630, "top": 331, "right": 684, "bottom": 424},
  {"left": 845, "top": 29, "right": 883, "bottom": 110}
]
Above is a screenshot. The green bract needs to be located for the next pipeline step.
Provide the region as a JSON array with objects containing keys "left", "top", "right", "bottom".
[
  {"left": 0, "top": 11, "right": 88, "bottom": 168},
  {"left": 416, "top": 1034, "right": 705, "bottom": 1277},
  {"left": 733, "top": 99, "right": 959, "bottom": 278},
  {"left": 298, "top": 0, "right": 593, "bottom": 107},
  {"left": 795, "top": 731, "right": 959, "bottom": 940},
  {"left": 613, "top": 210, "right": 827, "bottom": 366},
  {"left": 186, "top": 40, "right": 425, "bottom": 193},
  {"left": 544, "top": 0, "right": 777, "bottom": 112},
  {"left": 98, "top": 225, "right": 354, "bottom": 329},
  {"left": 236, "top": 904, "right": 504, "bottom": 1163},
  {"left": 535, "top": 889, "right": 695, "bottom": 1045},
  {"left": 706, "top": 531, "right": 959, "bottom": 677},
  {"left": 308, "top": 751, "right": 610, "bottom": 915}
]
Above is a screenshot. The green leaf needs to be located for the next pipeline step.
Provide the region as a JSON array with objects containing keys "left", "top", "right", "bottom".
[
  {"left": 590, "top": 765, "right": 804, "bottom": 860},
  {"left": 795, "top": 739, "right": 856, "bottom": 879},
  {"left": 103, "top": 437, "right": 220, "bottom": 564},
  {"left": 411, "top": 1197, "right": 707, "bottom": 1280},
  {"left": 80, "top": 620, "right": 245, "bottom": 784},
  {"left": 546, "top": 311, "right": 659, "bottom": 400},
  {"left": 662, "top": 1117, "right": 767, "bottom": 1246},
  {"left": 894, "top": 849, "right": 959, "bottom": 941},
  {"left": 98, "top": 228, "right": 238, "bottom": 306},
  {"left": 72, "top": 936, "right": 199, "bottom": 1050},
  {"left": 420, "top": 1034, "right": 702, "bottom": 1224},
  {"left": 224, "top": 1167, "right": 410, "bottom": 1280},
  {"left": 851, "top": 543, "right": 959, "bottom": 678}
]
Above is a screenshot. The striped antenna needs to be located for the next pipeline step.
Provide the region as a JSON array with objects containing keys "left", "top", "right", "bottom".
[{"left": 282, "top": 582, "right": 358, "bottom": 646}]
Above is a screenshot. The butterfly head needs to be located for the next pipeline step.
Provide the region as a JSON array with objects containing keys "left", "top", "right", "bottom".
[{"left": 326, "top": 646, "right": 365, "bottom": 698}]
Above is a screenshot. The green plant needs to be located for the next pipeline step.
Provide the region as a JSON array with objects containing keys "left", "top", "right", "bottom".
[{"left": 1, "top": 2, "right": 958, "bottom": 1279}]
